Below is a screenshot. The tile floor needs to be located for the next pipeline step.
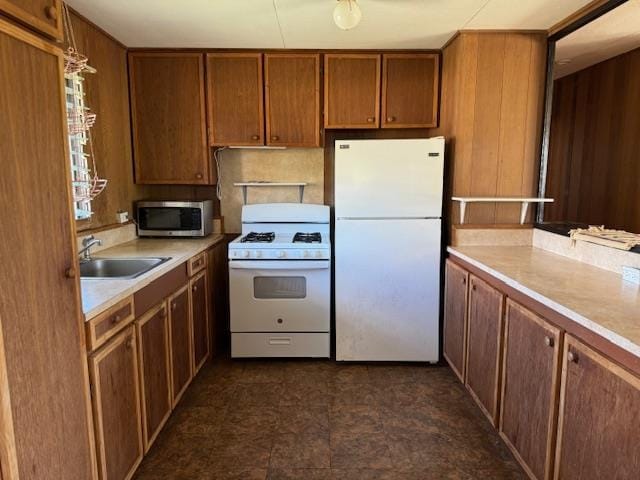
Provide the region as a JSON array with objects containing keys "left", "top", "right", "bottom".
[{"left": 134, "top": 358, "right": 525, "bottom": 480}]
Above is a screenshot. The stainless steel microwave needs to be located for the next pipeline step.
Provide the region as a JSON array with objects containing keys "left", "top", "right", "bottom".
[{"left": 137, "top": 201, "right": 213, "bottom": 237}]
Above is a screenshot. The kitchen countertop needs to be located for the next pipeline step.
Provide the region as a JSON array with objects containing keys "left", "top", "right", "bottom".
[
  {"left": 447, "top": 245, "right": 640, "bottom": 358},
  {"left": 81, "top": 235, "right": 224, "bottom": 321}
]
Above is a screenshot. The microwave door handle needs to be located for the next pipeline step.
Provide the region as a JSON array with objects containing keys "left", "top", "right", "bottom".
[{"left": 228, "top": 260, "right": 330, "bottom": 270}]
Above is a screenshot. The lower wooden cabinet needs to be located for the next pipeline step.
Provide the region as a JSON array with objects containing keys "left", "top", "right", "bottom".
[
  {"left": 169, "top": 285, "right": 193, "bottom": 405},
  {"left": 465, "top": 275, "right": 504, "bottom": 425},
  {"left": 500, "top": 299, "right": 561, "bottom": 480},
  {"left": 190, "top": 270, "right": 210, "bottom": 373},
  {"left": 554, "top": 335, "right": 640, "bottom": 479},
  {"left": 443, "top": 259, "right": 469, "bottom": 381},
  {"left": 136, "top": 303, "right": 172, "bottom": 452},
  {"left": 89, "top": 326, "right": 144, "bottom": 480}
]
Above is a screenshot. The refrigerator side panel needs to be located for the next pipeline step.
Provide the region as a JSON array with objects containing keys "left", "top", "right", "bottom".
[
  {"left": 335, "top": 218, "right": 441, "bottom": 362},
  {"left": 334, "top": 138, "right": 445, "bottom": 218}
]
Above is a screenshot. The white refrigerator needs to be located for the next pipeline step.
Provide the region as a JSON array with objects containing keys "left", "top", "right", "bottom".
[{"left": 335, "top": 137, "right": 445, "bottom": 362}]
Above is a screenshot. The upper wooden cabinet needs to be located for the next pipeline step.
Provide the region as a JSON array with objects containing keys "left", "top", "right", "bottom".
[
  {"left": 89, "top": 326, "right": 144, "bottom": 480},
  {"left": 465, "top": 275, "right": 504, "bottom": 426},
  {"left": 206, "top": 53, "right": 264, "bottom": 146},
  {"left": 500, "top": 299, "right": 561, "bottom": 480},
  {"left": 129, "top": 52, "right": 211, "bottom": 184},
  {"left": 381, "top": 53, "right": 439, "bottom": 128},
  {"left": 554, "top": 336, "right": 640, "bottom": 480},
  {"left": 0, "top": 0, "right": 62, "bottom": 40},
  {"left": 443, "top": 259, "right": 469, "bottom": 381},
  {"left": 324, "top": 54, "right": 380, "bottom": 129},
  {"left": 265, "top": 53, "right": 321, "bottom": 147}
]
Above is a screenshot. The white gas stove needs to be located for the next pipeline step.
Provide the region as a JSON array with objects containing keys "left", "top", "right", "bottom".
[{"left": 228, "top": 203, "right": 331, "bottom": 358}]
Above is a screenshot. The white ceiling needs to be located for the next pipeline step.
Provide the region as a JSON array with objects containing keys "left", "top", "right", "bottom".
[
  {"left": 66, "top": 0, "right": 593, "bottom": 49},
  {"left": 555, "top": 0, "right": 640, "bottom": 78}
]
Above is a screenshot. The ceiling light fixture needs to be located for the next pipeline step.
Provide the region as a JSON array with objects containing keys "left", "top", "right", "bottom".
[{"left": 333, "top": 0, "right": 362, "bottom": 30}]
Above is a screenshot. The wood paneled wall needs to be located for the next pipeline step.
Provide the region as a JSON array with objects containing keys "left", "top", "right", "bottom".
[
  {"left": 70, "top": 12, "right": 147, "bottom": 232},
  {"left": 436, "top": 32, "right": 547, "bottom": 225},
  {"left": 545, "top": 47, "right": 640, "bottom": 234}
]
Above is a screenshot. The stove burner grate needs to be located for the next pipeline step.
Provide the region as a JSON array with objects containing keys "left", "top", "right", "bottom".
[
  {"left": 241, "top": 232, "right": 275, "bottom": 243},
  {"left": 293, "top": 232, "right": 322, "bottom": 243}
]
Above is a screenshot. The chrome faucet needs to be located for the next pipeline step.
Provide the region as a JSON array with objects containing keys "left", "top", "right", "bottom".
[{"left": 78, "top": 235, "right": 102, "bottom": 261}]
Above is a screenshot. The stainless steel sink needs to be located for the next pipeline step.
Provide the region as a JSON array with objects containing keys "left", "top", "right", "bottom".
[{"left": 80, "top": 257, "right": 171, "bottom": 279}]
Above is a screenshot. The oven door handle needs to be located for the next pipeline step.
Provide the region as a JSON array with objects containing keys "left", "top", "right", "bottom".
[{"left": 229, "top": 260, "right": 330, "bottom": 270}]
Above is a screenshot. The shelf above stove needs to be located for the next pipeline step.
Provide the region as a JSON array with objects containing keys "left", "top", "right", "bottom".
[{"left": 234, "top": 182, "right": 307, "bottom": 205}]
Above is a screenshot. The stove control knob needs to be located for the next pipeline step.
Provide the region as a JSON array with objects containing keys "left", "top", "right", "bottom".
[
  {"left": 303, "top": 250, "right": 311, "bottom": 258},
  {"left": 277, "top": 251, "right": 286, "bottom": 258},
  {"left": 315, "top": 251, "right": 323, "bottom": 258},
  {"left": 255, "top": 251, "right": 262, "bottom": 258},
  {"left": 243, "top": 250, "right": 251, "bottom": 258}
]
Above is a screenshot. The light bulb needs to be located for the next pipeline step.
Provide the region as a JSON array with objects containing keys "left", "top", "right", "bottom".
[{"left": 333, "top": 0, "right": 362, "bottom": 30}]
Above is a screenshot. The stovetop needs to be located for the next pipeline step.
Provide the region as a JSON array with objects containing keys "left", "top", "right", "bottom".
[
  {"left": 236, "top": 231, "right": 326, "bottom": 246},
  {"left": 229, "top": 231, "right": 330, "bottom": 260}
]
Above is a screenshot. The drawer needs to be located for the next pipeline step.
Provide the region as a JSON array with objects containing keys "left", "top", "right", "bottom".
[
  {"left": 188, "top": 251, "right": 207, "bottom": 277},
  {"left": 231, "top": 333, "right": 330, "bottom": 358},
  {"left": 86, "top": 296, "right": 135, "bottom": 351}
]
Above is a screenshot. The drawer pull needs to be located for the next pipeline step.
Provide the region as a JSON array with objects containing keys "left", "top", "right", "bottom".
[
  {"left": 195, "top": 173, "right": 203, "bottom": 180},
  {"left": 268, "top": 337, "right": 291, "bottom": 345},
  {"left": 544, "top": 336, "right": 554, "bottom": 348},
  {"left": 251, "top": 135, "right": 260, "bottom": 140},
  {"left": 567, "top": 351, "right": 578, "bottom": 363},
  {"left": 386, "top": 116, "right": 396, "bottom": 122},
  {"left": 112, "top": 314, "right": 122, "bottom": 324},
  {"left": 271, "top": 135, "right": 279, "bottom": 141},
  {"left": 366, "top": 117, "right": 375, "bottom": 123},
  {"left": 44, "top": 5, "right": 57, "bottom": 20}
]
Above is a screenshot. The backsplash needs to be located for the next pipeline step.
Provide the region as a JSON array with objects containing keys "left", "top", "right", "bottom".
[
  {"left": 218, "top": 147, "right": 324, "bottom": 233},
  {"left": 76, "top": 222, "right": 137, "bottom": 254}
]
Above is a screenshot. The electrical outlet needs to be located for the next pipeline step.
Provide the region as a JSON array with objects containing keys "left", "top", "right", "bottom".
[
  {"left": 622, "top": 266, "right": 640, "bottom": 285},
  {"left": 116, "top": 211, "right": 129, "bottom": 224}
]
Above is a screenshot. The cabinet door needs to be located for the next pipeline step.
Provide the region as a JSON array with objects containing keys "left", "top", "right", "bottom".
[
  {"left": 136, "top": 303, "right": 172, "bottom": 452},
  {"left": 0, "top": 0, "right": 62, "bottom": 40},
  {"left": 500, "top": 299, "right": 561, "bottom": 480},
  {"left": 465, "top": 275, "right": 504, "bottom": 426},
  {"left": 190, "top": 270, "right": 210, "bottom": 373},
  {"left": 554, "top": 336, "right": 640, "bottom": 480},
  {"left": 129, "top": 53, "right": 211, "bottom": 184},
  {"left": 207, "top": 53, "right": 264, "bottom": 146},
  {"left": 89, "top": 326, "right": 143, "bottom": 480},
  {"left": 324, "top": 54, "right": 380, "bottom": 129},
  {"left": 0, "top": 20, "right": 95, "bottom": 480},
  {"left": 265, "top": 53, "right": 321, "bottom": 147},
  {"left": 381, "top": 53, "right": 439, "bottom": 128},
  {"left": 168, "top": 285, "right": 192, "bottom": 405},
  {"left": 443, "top": 260, "right": 469, "bottom": 381}
]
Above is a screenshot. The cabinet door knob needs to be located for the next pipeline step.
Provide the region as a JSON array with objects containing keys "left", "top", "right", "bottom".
[
  {"left": 251, "top": 135, "right": 260, "bottom": 140},
  {"left": 462, "top": 277, "right": 466, "bottom": 285},
  {"left": 367, "top": 117, "right": 375, "bottom": 123},
  {"left": 471, "top": 284, "right": 476, "bottom": 291},
  {"left": 65, "top": 267, "right": 76, "bottom": 279},
  {"left": 567, "top": 351, "right": 578, "bottom": 363},
  {"left": 126, "top": 338, "right": 133, "bottom": 349},
  {"left": 193, "top": 285, "right": 198, "bottom": 292},
  {"left": 386, "top": 116, "right": 396, "bottom": 122},
  {"left": 271, "top": 135, "right": 279, "bottom": 141},
  {"left": 195, "top": 173, "right": 203, "bottom": 180},
  {"left": 112, "top": 314, "right": 122, "bottom": 324},
  {"left": 44, "top": 5, "right": 57, "bottom": 20},
  {"left": 159, "top": 309, "right": 166, "bottom": 319},
  {"left": 544, "top": 336, "right": 554, "bottom": 348}
]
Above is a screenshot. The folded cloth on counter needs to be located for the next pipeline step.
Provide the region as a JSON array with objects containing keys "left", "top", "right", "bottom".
[{"left": 569, "top": 225, "right": 640, "bottom": 251}]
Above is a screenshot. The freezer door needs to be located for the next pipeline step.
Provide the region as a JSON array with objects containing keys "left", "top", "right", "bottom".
[
  {"left": 335, "top": 137, "right": 444, "bottom": 218},
  {"left": 335, "top": 218, "right": 441, "bottom": 362}
]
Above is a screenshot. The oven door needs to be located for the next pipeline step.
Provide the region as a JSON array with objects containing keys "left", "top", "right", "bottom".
[{"left": 229, "top": 260, "right": 330, "bottom": 333}]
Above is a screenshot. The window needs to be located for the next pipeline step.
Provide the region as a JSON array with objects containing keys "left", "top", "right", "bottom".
[{"left": 65, "top": 71, "right": 93, "bottom": 220}]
